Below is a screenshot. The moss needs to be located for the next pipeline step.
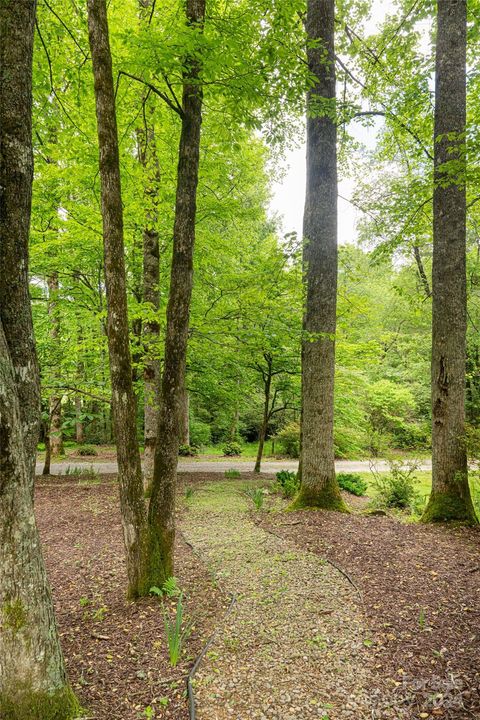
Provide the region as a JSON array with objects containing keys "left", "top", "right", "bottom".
[
  {"left": 0, "top": 684, "right": 81, "bottom": 720},
  {"left": 421, "top": 491, "right": 479, "bottom": 525},
  {"left": 131, "top": 527, "right": 174, "bottom": 599},
  {"left": 289, "top": 481, "right": 349, "bottom": 513},
  {"left": 2, "top": 600, "right": 27, "bottom": 632}
]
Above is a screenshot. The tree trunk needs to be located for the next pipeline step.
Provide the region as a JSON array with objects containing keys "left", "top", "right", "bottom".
[
  {"left": 254, "top": 363, "right": 272, "bottom": 474},
  {"left": 0, "top": 2, "right": 78, "bottom": 715},
  {"left": 87, "top": 0, "right": 150, "bottom": 595},
  {"left": 42, "top": 416, "right": 51, "bottom": 476},
  {"left": 148, "top": 0, "right": 206, "bottom": 583},
  {"left": 422, "top": 0, "right": 477, "bottom": 524},
  {"left": 137, "top": 87, "right": 161, "bottom": 490},
  {"left": 47, "top": 274, "right": 64, "bottom": 457},
  {"left": 294, "top": 0, "right": 345, "bottom": 511}
]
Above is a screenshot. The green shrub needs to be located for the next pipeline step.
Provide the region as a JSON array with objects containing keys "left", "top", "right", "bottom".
[
  {"left": 77, "top": 445, "right": 98, "bottom": 457},
  {"left": 222, "top": 441, "right": 242, "bottom": 456},
  {"left": 225, "top": 469, "right": 241, "bottom": 478},
  {"left": 244, "top": 486, "right": 265, "bottom": 510},
  {"left": 336, "top": 473, "right": 368, "bottom": 496},
  {"left": 275, "top": 470, "right": 299, "bottom": 498},
  {"left": 371, "top": 460, "right": 420, "bottom": 510},
  {"left": 275, "top": 422, "right": 300, "bottom": 458},
  {"left": 178, "top": 444, "right": 199, "bottom": 457},
  {"left": 189, "top": 419, "right": 211, "bottom": 448}
]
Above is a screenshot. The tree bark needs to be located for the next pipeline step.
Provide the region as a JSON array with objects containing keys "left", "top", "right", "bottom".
[
  {"left": 137, "top": 91, "right": 161, "bottom": 490},
  {"left": 87, "top": 0, "right": 150, "bottom": 595},
  {"left": 0, "top": 2, "right": 78, "bottom": 715},
  {"left": 294, "top": 0, "right": 346, "bottom": 511},
  {"left": 254, "top": 358, "right": 272, "bottom": 474},
  {"left": 180, "top": 387, "right": 190, "bottom": 446},
  {"left": 47, "top": 274, "right": 64, "bottom": 457},
  {"left": 422, "top": 0, "right": 477, "bottom": 524},
  {"left": 148, "top": 0, "right": 206, "bottom": 582},
  {"left": 75, "top": 396, "right": 85, "bottom": 444}
]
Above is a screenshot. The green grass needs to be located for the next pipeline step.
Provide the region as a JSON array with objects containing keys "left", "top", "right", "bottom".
[{"left": 197, "top": 441, "right": 276, "bottom": 459}]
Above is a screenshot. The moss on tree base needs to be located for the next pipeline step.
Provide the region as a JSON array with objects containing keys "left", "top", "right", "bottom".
[
  {"left": 289, "top": 483, "right": 349, "bottom": 513},
  {"left": 0, "top": 684, "right": 80, "bottom": 720},
  {"left": 421, "top": 492, "right": 478, "bottom": 525}
]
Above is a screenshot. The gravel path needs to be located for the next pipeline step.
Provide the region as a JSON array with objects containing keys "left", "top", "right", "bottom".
[
  {"left": 35, "top": 457, "right": 433, "bottom": 476},
  {"left": 180, "top": 480, "right": 386, "bottom": 720}
]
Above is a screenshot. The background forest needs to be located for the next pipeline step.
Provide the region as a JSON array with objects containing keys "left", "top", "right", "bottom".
[{"left": 31, "top": 0, "right": 479, "bottom": 464}]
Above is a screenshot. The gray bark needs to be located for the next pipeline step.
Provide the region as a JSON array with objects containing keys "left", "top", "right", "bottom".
[
  {"left": 0, "top": 1, "right": 77, "bottom": 715},
  {"left": 47, "top": 274, "right": 64, "bottom": 457},
  {"left": 148, "top": 0, "right": 206, "bottom": 581},
  {"left": 423, "top": 0, "right": 477, "bottom": 524},
  {"left": 87, "top": 0, "right": 150, "bottom": 594},
  {"left": 295, "top": 0, "right": 345, "bottom": 511}
]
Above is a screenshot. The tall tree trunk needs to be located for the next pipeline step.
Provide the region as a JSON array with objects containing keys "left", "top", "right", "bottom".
[
  {"left": 293, "top": 0, "right": 345, "bottom": 511},
  {"left": 148, "top": 0, "right": 206, "bottom": 582},
  {"left": 87, "top": 0, "right": 150, "bottom": 595},
  {"left": 422, "top": 0, "right": 477, "bottom": 524},
  {"left": 137, "top": 92, "right": 161, "bottom": 490},
  {"left": 254, "top": 359, "right": 272, "bottom": 474},
  {"left": 75, "top": 396, "right": 85, "bottom": 444},
  {"left": 47, "top": 273, "right": 64, "bottom": 457},
  {"left": 0, "top": 2, "right": 78, "bottom": 715}
]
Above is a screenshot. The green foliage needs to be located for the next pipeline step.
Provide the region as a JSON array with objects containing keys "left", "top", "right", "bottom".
[
  {"left": 336, "top": 473, "right": 368, "bottom": 497},
  {"left": 76, "top": 445, "right": 98, "bottom": 456},
  {"left": 275, "top": 422, "right": 300, "bottom": 458},
  {"left": 178, "top": 444, "right": 199, "bottom": 457},
  {"left": 244, "top": 486, "right": 265, "bottom": 510},
  {"left": 222, "top": 441, "right": 242, "bottom": 457},
  {"left": 275, "top": 470, "right": 299, "bottom": 498},
  {"left": 189, "top": 419, "right": 211, "bottom": 448},
  {"left": 163, "top": 594, "right": 193, "bottom": 667},
  {"left": 150, "top": 576, "right": 181, "bottom": 599},
  {"left": 225, "top": 469, "right": 241, "bottom": 478},
  {"left": 370, "top": 460, "right": 420, "bottom": 510}
]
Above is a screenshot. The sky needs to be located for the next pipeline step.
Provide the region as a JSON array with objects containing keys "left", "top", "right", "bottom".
[{"left": 269, "top": 0, "right": 395, "bottom": 242}]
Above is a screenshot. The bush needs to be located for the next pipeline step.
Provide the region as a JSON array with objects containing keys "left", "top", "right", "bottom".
[
  {"left": 189, "top": 419, "right": 211, "bottom": 448},
  {"left": 77, "top": 445, "right": 98, "bottom": 457},
  {"left": 178, "top": 444, "right": 199, "bottom": 457},
  {"left": 275, "top": 422, "right": 300, "bottom": 458},
  {"left": 275, "top": 470, "right": 299, "bottom": 498},
  {"left": 336, "top": 473, "right": 367, "bottom": 496},
  {"left": 222, "top": 441, "right": 242, "bottom": 456},
  {"left": 371, "top": 460, "right": 420, "bottom": 510}
]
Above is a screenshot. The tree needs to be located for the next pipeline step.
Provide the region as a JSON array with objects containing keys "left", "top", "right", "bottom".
[
  {"left": 293, "top": 0, "right": 346, "bottom": 511},
  {"left": 0, "top": 1, "right": 78, "bottom": 716},
  {"left": 422, "top": 0, "right": 477, "bottom": 524},
  {"left": 87, "top": 0, "right": 150, "bottom": 596},
  {"left": 148, "top": 0, "right": 207, "bottom": 581}
]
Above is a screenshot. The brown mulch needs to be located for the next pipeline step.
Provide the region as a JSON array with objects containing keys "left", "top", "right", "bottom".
[
  {"left": 35, "top": 475, "right": 226, "bottom": 720},
  {"left": 258, "top": 502, "right": 480, "bottom": 720}
]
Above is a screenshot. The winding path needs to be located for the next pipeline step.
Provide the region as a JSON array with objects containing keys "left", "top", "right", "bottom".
[{"left": 180, "top": 480, "right": 386, "bottom": 720}]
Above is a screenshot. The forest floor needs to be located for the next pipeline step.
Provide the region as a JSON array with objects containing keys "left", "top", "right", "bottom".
[{"left": 35, "top": 472, "right": 480, "bottom": 720}]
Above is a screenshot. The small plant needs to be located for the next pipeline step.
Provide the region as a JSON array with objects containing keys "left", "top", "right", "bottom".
[
  {"left": 92, "top": 605, "right": 108, "bottom": 621},
  {"left": 178, "top": 444, "right": 199, "bottom": 457},
  {"left": 370, "top": 460, "right": 420, "bottom": 510},
  {"left": 184, "top": 485, "right": 195, "bottom": 500},
  {"left": 275, "top": 422, "right": 300, "bottom": 458},
  {"left": 164, "top": 594, "right": 193, "bottom": 667},
  {"left": 419, "top": 607, "right": 426, "bottom": 630},
  {"left": 79, "top": 597, "right": 90, "bottom": 608},
  {"left": 244, "top": 486, "right": 265, "bottom": 510},
  {"left": 336, "top": 473, "right": 368, "bottom": 497},
  {"left": 76, "top": 445, "right": 98, "bottom": 457},
  {"left": 222, "top": 441, "right": 242, "bottom": 457},
  {"left": 225, "top": 468, "right": 241, "bottom": 479},
  {"left": 275, "top": 470, "right": 299, "bottom": 498},
  {"left": 150, "top": 576, "right": 181, "bottom": 598}
]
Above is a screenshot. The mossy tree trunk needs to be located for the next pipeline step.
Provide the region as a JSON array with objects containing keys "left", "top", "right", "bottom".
[
  {"left": 293, "top": 0, "right": 346, "bottom": 512},
  {"left": 422, "top": 0, "right": 477, "bottom": 524},
  {"left": 0, "top": 2, "right": 78, "bottom": 716},
  {"left": 138, "top": 107, "right": 161, "bottom": 489},
  {"left": 87, "top": 0, "right": 150, "bottom": 595},
  {"left": 148, "top": 0, "right": 206, "bottom": 583}
]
